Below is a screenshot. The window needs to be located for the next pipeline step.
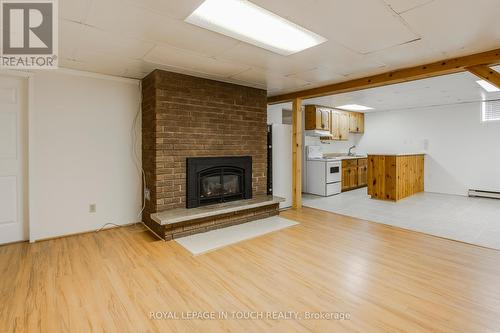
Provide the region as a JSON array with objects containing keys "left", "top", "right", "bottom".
[{"left": 482, "top": 100, "right": 500, "bottom": 122}]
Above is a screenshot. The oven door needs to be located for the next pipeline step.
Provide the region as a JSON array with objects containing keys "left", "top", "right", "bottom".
[{"left": 326, "top": 161, "right": 341, "bottom": 183}]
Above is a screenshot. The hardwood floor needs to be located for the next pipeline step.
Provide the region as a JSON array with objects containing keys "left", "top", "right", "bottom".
[{"left": 1, "top": 207, "right": 500, "bottom": 332}]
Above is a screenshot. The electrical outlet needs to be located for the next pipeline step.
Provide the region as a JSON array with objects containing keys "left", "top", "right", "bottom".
[
  {"left": 89, "top": 204, "right": 96, "bottom": 213},
  {"left": 144, "top": 188, "right": 151, "bottom": 201}
]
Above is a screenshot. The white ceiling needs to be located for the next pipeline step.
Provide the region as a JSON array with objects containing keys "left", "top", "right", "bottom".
[
  {"left": 305, "top": 65, "right": 500, "bottom": 112},
  {"left": 58, "top": 0, "right": 500, "bottom": 95}
]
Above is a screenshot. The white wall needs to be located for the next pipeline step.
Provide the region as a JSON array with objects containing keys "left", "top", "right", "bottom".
[
  {"left": 267, "top": 102, "right": 291, "bottom": 124},
  {"left": 357, "top": 102, "right": 500, "bottom": 196},
  {"left": 30, "top": 70, "right": 142, "bottom": 240}
]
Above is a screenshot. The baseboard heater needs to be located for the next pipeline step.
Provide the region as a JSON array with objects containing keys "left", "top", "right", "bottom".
[{"left": 468, "top": 189, "right": 500, "bottom": 200}]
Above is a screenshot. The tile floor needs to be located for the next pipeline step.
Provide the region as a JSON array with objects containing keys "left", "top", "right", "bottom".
[
  {"left": 303, "top": 188, "right": 500, "bottom": 250},
  {"left": 175, "top": 216, "right": 299, "bottom": 255}
]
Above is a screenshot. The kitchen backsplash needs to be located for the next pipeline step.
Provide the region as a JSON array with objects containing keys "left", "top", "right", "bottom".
[{"left": 305, "top": 134, "right": 363, "bottom": 154}]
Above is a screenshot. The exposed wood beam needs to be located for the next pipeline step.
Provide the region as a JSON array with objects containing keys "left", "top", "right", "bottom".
[
  {"left": 292, "top": 98, "right": 302, "bottom": 209},
  {"left": 268, "top": 48, "right": 500, "bottom": 104},
  {"left": 466, "top": 65, "right": 500, "bottom": 89}
]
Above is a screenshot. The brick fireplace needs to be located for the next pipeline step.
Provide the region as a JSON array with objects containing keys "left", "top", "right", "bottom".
[{"left": 141, "top": 69, "right": 277, "bottom": 239}]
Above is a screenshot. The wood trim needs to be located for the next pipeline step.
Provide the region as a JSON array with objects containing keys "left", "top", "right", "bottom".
[
  {"left": 292, "top": 98, "right": 302, "bottom": 208},
  {"left": 268, "top": 48, "right": 500, "bottom": 104},
  {"left": 466, "top": 65, "right": 500, "bottom": 89}
]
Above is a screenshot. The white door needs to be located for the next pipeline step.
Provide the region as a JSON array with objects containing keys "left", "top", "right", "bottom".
[
  {"left": 272, "top": 124, "right": 292, "bottom": 209},
  {"left": 0, "top": 75, "right": 28, "bottom": 244}
]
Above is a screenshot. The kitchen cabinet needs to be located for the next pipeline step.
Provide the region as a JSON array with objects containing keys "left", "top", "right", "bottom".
[
  {"left": 367, "top": 154, "right": 424, "bottom": 201},
  {"left": 305, "top": 105, "right": 330, "bottom": 131},
  {"left": 306, "top": 105, "right": 352, "bottom": 141},
  {"left": 339, "top": 111, "right": 350, "bottom": 140},
  {"left": 330, "top": 110, "right": 350, "bottom": 141},
  {"left": 330, "top": 110, "right": 340, "bottom": 140},
  {"left": 349, "top": 112, "right": 365, "bottom": 133},
  {"left": 342, "top": 158, "right": 368, "bottom": 192},
  {"left": 357, "top": 158, "right": 368, "bottom": 187}
]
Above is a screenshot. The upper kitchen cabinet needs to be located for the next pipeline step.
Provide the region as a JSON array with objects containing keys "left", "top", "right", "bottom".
[
  {"left": 331, "top": 110, "right": 350, "bottom": 141},
  {"left": 340, "top": 111, "right": 350, "bottom": 140},
  {"left": 305, "top": 105, "right": 330, "bottom": 131},
  {"left": 349, "top": 112, "right": 365, "bottom": 133}
]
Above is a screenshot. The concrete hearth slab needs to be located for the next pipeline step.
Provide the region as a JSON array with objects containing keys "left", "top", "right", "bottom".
[{"left": 151, "top": 195, "right": 285, "bottom": 226}]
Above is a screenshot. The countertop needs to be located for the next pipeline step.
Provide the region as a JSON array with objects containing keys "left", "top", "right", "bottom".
[
  {"left": 308, "top": 154, "right": 367, "bottom": 162},
  {"left": 366, "top": 152, "right": 426, "bottom": 156}
]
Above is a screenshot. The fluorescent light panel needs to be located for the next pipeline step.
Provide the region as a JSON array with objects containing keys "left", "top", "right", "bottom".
[
  {"left": 336, "top": 104, "right": 374, "bottom": 111},
  {"left": 476, "top": 80, "right": 500, "bottom": 92},
  {"left": 185, "top": 0, "right": 327, "bottom": 56}
]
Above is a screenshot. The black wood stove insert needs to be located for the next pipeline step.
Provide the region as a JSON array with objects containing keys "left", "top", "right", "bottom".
[{"left": 186, "top": 156, "right": 252, "bottom": 208}]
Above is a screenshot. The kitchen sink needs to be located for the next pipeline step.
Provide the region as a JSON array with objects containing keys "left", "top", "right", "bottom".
[{"left": 323, "top": 153, "right": 366, "bottom": 158}]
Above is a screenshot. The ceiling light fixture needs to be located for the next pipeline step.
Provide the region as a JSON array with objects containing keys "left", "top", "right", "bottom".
[
  {"left": 476, "top": 80, "right": 500, "bottom": 93},
  {"left": 336, "top": 104, "right": 374, "bottom": 111},
  {"left": 185, "top": 0, "right": 327, "bottom": 56}
]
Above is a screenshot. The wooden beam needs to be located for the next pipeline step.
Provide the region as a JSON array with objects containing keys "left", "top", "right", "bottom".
[
  {"left": 292, "top": 98, "right": 302, "bottom": 209},
  {"left": 268, "top": 48, "right": 500, "bottom": 104},
  {"left": 466, "top": 65, "right": 500, "bottom": 89}
]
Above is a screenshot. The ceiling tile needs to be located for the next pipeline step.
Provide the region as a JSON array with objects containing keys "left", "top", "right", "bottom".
[
  {"left": 60, "top": 51, "right": 145, "bottom": 78},
  {"left": 86, "top": 0, "right": 238, "bottom": 57},
  {"left": 286, "top": 66, "right": 346, "bottom": 83},
  {"left": 143, "top": 45, "right": 250, "bottom": 78},
  {"left": 229, "top": 68, "right": 311, "bottom": 91},
  {"left": 59, "top": 0, "right": 92, "bottom": 22},
  {"left": 289, "top": 42, "right": 387, "bottom": 77},
  {"left": 85, "top": 0, "right": 160, "bottom": 40},
  {"left": 216, "top": 43, "right": 310, "bottom": 75},
  {"left": 364, "top": 39, "right": 446, "bottom": 70},
  {"left": 145, "top": 18, "right": 240, "bottom": 57},
  {"left": 253, "top": 0, "right": 419, "bottom": 54},
  {"left": 123, "top": 0, "right": 202, "bottom": 20},
  {"left": 383, "top": 0, "right": 434, "bottom": 14},
  {"left": 60, "top": 20, "right": 155, "bottom": 60},
  {"left": 401, "top": 0, "right": 500, "bottom": 54},
  {"left": 322, "top": 0, "right": 419, "bottom": 54},
  {"left": 228, "top": 68, "right": 270, "bottom": 86}
]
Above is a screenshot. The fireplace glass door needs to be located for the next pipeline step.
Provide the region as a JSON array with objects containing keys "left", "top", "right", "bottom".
[{"left": 199, "top": 166, "right": 244, "bottom": 205}]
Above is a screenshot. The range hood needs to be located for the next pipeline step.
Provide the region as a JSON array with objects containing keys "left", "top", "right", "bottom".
[{"left": 305, "top": 130, "right": 332, "bottom": 137}]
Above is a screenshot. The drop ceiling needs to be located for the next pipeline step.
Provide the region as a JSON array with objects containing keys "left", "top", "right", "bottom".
[
  {"left": 305, "top": 65, "right": 500, "bottom": 112},
  {"left": 58, "top": 0, "right": 500, "bottom": 96}
]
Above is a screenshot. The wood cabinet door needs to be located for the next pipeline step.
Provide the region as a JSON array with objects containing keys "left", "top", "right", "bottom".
[
  {"left": 320, "top": 109, "right": 330, "bottom": 131},
  {"left": 315, "top": 108, "right": 325, "bottom": 129},
  {"left": 349, "top": 113, "right": 358, "bottom": 133},
  {"left": 358, "top": 165, "right": 367, "bottom": 186},
  {"left": 342, "top": 167, "right": 351, "bottom": 191},
  {"left": 304, "top": 105, "right": 316, "bottom": 130},
  {"left": 331, "top": 111, "right": 341, "bottom": 140},
  {"left": 357, "top": 113, "right": 365, "bottom": 133},
  {"left": 339, "top": 112, "right": 349, "bottom": 140},
  {"left": 349, "top": 167, "right": 358, "bottom": 188},
  {"left": 349, "top": 112, "right": 365, "bottom": 133}
]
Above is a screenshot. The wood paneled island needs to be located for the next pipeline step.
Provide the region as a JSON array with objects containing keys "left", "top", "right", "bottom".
[{"left": 367, "top": 153, "right": 425, "bottom": 201}]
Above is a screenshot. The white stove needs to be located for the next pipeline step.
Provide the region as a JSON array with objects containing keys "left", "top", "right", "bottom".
[{"left": 305, "top": 146, "right": 342, "bottom": 196}]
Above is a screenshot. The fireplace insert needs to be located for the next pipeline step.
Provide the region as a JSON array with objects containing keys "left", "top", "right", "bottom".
[{"left": 186, "top": 156, "right": 252, "bottom": 208}]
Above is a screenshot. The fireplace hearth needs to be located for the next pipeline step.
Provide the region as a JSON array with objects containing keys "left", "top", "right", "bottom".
[{"left": 186, "top": 156, "right": 252, "bottom": 208}]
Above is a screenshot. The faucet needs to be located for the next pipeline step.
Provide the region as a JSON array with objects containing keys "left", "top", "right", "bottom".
[{"left": 348, "top": 145, "right": 356, "bottom": 156}]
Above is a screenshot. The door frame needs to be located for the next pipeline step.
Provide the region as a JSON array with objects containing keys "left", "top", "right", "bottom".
[{"left": 1, "top": 70, "right": 34, "bottom": 243}]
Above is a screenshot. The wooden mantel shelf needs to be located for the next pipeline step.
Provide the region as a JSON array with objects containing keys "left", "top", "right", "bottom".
[{"left": 367, "top": 154, "right": 425, "bottom": 201}]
